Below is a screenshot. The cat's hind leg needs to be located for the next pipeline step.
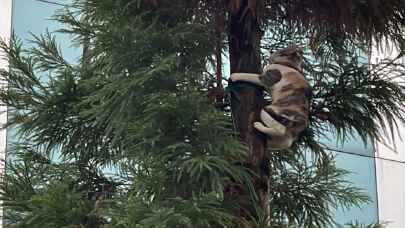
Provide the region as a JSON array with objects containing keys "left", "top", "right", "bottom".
[{"left": 253, "top": 110, "right": 286, "bottom": 137}]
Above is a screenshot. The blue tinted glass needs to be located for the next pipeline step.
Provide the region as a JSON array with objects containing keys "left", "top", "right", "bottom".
[
  {"left": 320, "top": 129, "right": 374, "bottom": 157},
  {"left": 333, "top": 152, "right": 379, "bottom": 225},
  {"left": 12, "top": 0, "right": 78, "bottom": 63}
]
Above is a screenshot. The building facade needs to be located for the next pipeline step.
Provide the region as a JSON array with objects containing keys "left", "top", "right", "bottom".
[
  {"left": 372, "top": 46, "right": 405, "bottom": 227},
  {"left": 0, "top": 0, "right": 404, "bottom": 227}
]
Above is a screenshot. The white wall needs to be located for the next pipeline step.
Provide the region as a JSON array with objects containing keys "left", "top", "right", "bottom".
[
  {"left": 0, "top": 0, "right": 12, "bottom": 226},
  {"left": 375, "top": 159, "right": 405, "bottom": 227},
  {"left": 372, "top": 44, "right": 405, "bottom": 228}
]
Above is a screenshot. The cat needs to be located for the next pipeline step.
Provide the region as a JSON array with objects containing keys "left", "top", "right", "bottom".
[{"left": 230, "top": 45, "right": 311, "bottom": 149}]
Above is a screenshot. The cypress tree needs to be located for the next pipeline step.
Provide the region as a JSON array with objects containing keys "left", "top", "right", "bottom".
[{"left": 0, "top": 0, "right": 404, "bottom": 227}]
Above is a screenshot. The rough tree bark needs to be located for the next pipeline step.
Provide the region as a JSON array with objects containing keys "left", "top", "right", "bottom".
[{"left": 228, "top": 0, "right": 270, "bottom": 224}]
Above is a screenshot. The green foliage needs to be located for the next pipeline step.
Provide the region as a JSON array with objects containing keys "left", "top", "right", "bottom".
[
  {"left": 306, "top": 41, "right": 405, "bottom": 145},
  {"left": 0, "top": 0, "right": 404, "bottom": 227},
  {"left": 271, "top": 155, "right": 370, "bottom": 227},
  {"left": 0, "top": 146, "right": 100, "bottom": 228},
  {"left": 342, "top": 221, "right": 388, "bottom": 228},
  {"left": 103, "top": 193, "right": 235, "bottom": 228},
  {"left": 0, "top": 1, "right": 249, "bottom": 227}
]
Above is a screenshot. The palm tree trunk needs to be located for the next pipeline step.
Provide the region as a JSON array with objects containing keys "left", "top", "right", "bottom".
[{"left": 228, "top": 0, "right": 270, "bottom": 224}]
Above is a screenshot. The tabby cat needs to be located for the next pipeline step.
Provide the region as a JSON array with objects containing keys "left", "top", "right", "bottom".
[{"left": 230, "top": 45, "right": 311, "bottom": 149}]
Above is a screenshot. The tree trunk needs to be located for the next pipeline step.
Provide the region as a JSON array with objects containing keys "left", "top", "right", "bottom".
[{"left": 228, "top": 0, "right": 270, "bottom": 225}]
